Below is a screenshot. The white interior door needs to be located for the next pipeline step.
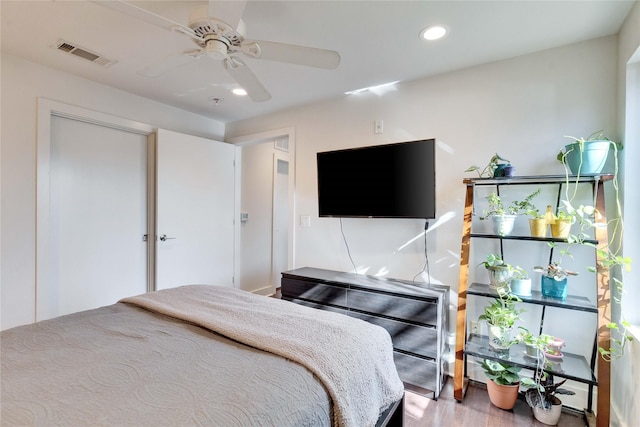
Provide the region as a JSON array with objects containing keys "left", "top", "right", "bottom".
[
  {"left": 48, "top": 116, "right": 148, "bottom": 317},
  {"left": 156, "top": 128, "right": 235, "bottom": 290}
]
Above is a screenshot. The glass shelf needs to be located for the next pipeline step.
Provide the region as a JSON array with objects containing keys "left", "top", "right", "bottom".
[
  {"left": 468, "top": 283, "right": 597, "bottom": 313},
  {"left": 463, "top": 174, "right": 613, "bottom": 186},
  {"left": 469, "top": 233, "right": 598, "bottom": 245},
  {"left": 465, "top": 333, "right": 597, "bottom": 385}
]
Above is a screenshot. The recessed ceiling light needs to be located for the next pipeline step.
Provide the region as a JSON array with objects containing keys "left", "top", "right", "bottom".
[
  {"left": 420, "top": 25, "right": 447, "bottom": 41},
  {"left": 232, "top": 88, "right": 247, "bottom": 96}
]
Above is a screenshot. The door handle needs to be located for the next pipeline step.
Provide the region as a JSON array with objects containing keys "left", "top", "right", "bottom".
[{"left": 159, "top": 234, "right": 176, "bottom": 242}]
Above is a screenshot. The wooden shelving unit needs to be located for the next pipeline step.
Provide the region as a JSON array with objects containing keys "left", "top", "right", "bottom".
[{"left": 452, "top": 175, "right": 613, "bottom": 427}]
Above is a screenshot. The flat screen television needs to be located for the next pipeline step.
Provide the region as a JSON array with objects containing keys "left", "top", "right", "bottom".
[{"left": 317, "top": 139, "right": 436, "bottom": 219}]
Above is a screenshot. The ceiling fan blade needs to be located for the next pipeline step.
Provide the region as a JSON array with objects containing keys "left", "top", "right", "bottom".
[
  {"left": 209, "top": 0, "right": 247, "bottom": 30},
  {"left": 137, "top": 51, "right": 202, "bottom": 78},
  {"left": 224, "top": 58, "right": 271, "bottom": 102},
  {"left": 93, "top": 0, "right": 202, "bottom": 42},
  {"left": 246, "top": 40, "right": 341, "bottom": 70}
]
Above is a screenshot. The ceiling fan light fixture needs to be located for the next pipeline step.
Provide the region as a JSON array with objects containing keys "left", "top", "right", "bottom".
[
  {"left": 232, "top": 88, "right": 248, "bottom": 96},
  {"left": 420, "top": 25, "right": 448, "bottom": 41}
]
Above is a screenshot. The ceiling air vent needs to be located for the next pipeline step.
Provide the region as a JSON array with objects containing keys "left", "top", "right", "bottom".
[{"left": 55, "top": 40, "right": 117, "bottom": 68}]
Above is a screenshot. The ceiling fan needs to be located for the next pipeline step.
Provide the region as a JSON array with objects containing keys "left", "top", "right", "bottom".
[{"left": 95, "top": 0, "right": 341, "bottom": 102}]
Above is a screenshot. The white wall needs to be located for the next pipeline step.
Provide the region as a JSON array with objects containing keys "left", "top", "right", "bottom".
[
  {"left": 1, "top": 53, "right": 226, "bottom": 329},
  {"left": 612, "top": 2, "right": 640, "bottom": 426},
  {"left": 226, "top": 35, "right": 618, "bottom": 407},
  {"left": 228, "top": 34, "right": 617, "bottom": 289}
]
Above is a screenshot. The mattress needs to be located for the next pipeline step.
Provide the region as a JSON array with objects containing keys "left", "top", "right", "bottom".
[{"left": 1, "top": 285, "right": 404, "bottom": 426}]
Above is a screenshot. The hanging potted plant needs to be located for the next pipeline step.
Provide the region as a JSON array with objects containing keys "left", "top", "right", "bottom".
[
  {"left": 480, "top": 359, "right": 522, "bottom": 410},
  {"left": 557, "top": 131, "right": 621, "bottom": 175},
  {"left": 533, "top": 263, "right": 578, "bottom": 300},
  {"left": 521, "top": 371, "right": 575, "bottom": 425},
  {"left": 556, "top": 133, "right": 633, "bottom": 359},
  {"left": 478, "top": 294, "right": 523, "bottom": 352},
  {"left": 480, "top": 253, "right": 513, "bottom": 290},
  {"left": 509, "top": 266, "right": 532, "bottom": 297}
]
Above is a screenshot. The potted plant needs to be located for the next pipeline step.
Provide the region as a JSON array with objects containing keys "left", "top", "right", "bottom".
[
  {"left": 479, "top": 189, "right": 541, "bottom": 236},
  {"left": 509, "top": 266, "right": 532, "bottom": 297},
  {"left": 480, "top": 253, "right": 513, "bottom": 290},
  {"left": 549, "top": 210, "right": 574, "bottom": 239},
  {"left": 533, "top": 263, "right": 578, "bottom": 300},
  {"left": 517, "top": 328, "right": 553, "bottom": 359},
  {"left": 526, "top": 207, "right": 547, "bottom": 238},
  {"left": 480, "top": 359, "right": 522, "bottom": 410},
  {"left": 522, "top": 371, "right": 575, "bottom": 425},
  {"left": 557, "top": 131, "right": 621, "bottom": 175},
  {"left": 465, "top": 153, "right": 511, "bottom": 178},
  {"left": 478, "top": 295, "right": 523, "bottom": 352},
  {"left": 556, "top": 134, "right": 633, "bottom": 359}
]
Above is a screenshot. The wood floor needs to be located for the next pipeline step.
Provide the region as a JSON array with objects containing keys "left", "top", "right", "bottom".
[{"left": 404, "top": 380, "right": 587, "bottom": 427}]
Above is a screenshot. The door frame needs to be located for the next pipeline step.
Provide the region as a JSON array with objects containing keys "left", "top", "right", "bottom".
[
  {"left": 227, "top": 127, "right": 297, "bottom": 286},
  {"left": 35, "top": 98, "right": 155, "bottom": 321}
]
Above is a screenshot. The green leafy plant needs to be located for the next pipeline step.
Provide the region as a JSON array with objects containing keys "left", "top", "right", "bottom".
[
  {"left": 510, "top": 266, "right": 529, "bottom": 280},
  {"left": 521, "top": 371, "right": 575, "bottom": 411},
  {"left": 466, "top": 153, "right": 510, "bottom": 178},
  {"left": 533, "top": 262, "right": 578, "bottom": 281},
  {"left": 480, "top": 253, "right": 507, "bottom": 269},
  {"left": 480, "top": 359, "right": 522, "bottom": 386},
  {"left": 556, "top": 132, "right": 633, "bottom": 360},
  {"left": 556, "top": 130, "right": 622, "bottom": 164},
  {"left": 517, "top": 327, "right": 553, "bottom": 349},
  {"left": 479, "top": 295, "right": 523, "bottom": 331},
  {"left": 479, "top": 189, "right": 541, "bottom": 220}
]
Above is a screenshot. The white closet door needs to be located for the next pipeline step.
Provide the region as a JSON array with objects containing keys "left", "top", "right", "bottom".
[
  {"left": 156, "top": 129, "right": 235, "bottom": 290},
  {"left": 49, "top": 116, "right": 148, "bottom": 317}
]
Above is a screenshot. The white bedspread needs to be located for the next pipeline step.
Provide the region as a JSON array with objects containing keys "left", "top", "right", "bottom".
[{"left": 121, "top": 285, "right": 404, "bottom": 427}]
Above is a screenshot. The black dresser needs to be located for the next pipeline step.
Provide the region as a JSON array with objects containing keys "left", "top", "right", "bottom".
[{"left": 281, "top": 267, "right": 449, "bottom": 398}]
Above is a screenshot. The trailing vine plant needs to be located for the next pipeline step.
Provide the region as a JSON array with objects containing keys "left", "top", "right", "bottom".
[{"left": 556, "top": 134, "right": 632, "bottom": 360}]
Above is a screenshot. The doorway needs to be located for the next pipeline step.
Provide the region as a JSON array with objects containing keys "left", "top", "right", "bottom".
[{"left": 235, "top": 131, "right": 294, "bottom": 295}]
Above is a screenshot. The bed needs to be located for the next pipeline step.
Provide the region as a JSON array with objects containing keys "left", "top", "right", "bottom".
[{"left": 1, "top": 285, "right": 404, "bottom": 426}]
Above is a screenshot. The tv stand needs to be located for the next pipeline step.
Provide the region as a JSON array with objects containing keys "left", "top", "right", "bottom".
[{"left": 281, "top": 267, "right": 449, "bottom": 398}]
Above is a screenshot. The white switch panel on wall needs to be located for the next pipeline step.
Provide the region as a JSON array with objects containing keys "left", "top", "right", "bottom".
[{"left": 300, "top": 215, "right": 311, "bottom": 227}]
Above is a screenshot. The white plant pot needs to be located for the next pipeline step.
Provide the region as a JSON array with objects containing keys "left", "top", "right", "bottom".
[
  {"left": 487, "top": 266, "right": 512, "bottom": 290},
  {"left": 491, "top": 214, "right": 517, "bottom": 236},
  {"left": 532, "top": 403, "right": 562, "bottom": 425},
  {"left": 510, "top": 278, "right": 532, "bottom": 297},
  {"left": 488, "top": 325, "right": 513, "bottom": 352}
]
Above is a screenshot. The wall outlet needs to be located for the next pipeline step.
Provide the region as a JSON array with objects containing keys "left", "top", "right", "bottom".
[{"left": 470, "top": 321, "right": 480, "bottom": 335}]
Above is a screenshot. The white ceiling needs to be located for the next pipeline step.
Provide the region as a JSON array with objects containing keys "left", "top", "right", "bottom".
[{"left": 1, "top": 1, "right": 635, "bottom": 123}]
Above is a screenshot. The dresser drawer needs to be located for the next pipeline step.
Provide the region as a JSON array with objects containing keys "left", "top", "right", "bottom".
[
  {"left": 393, "top": 351, "right": 439, "bottom": 393},
  {"left": 281, "top": 278, "right": 347, "bottom": 308},
  {"left": 283, "top": 298, "right": 349, "bottom": 316},
  {"left": 348, "top": 311, "right": 437, "bottom": 359},
  {"left": 347, "top": 288, "right": 439, "bottom": 326}
]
